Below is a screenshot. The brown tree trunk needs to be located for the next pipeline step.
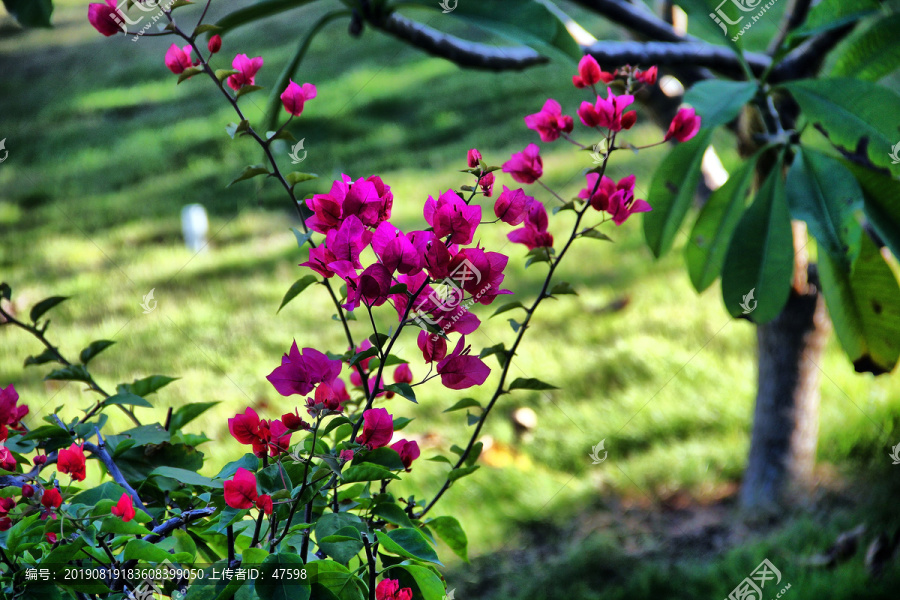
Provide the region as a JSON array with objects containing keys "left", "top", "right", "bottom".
[{"left": 740, "top": 226, "right": 831, "bottom": 510}]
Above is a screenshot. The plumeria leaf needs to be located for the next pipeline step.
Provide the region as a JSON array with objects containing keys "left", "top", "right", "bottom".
[
  {"left": 683, "top": 80, "right": 757, "bottom": 129},
  {"left": 278, "top": 275, "right": 318, "bottom": 313},
  {"left": 227, "top": 165, "right": 270, "bottom": 187},
  {"left": 491, "top": 301, "right": 526, "bottom": 318},
  {"left": 30, "top": 296, "right": 68, "bottom": 323},
  {"left": 443, "top": 398, "right": 482, "bottom": 413},
  {"left": 384, "top": 383, "right": 417, "bottom": 404},
  {"left": 79, "top": 340, "right": 115, "bottom": 365},
  {"left": 286, "top": 172, "right": 318, "bottom": 186},
  {"left": 509, "top": 377, "right": 558, "bottom": 391}
]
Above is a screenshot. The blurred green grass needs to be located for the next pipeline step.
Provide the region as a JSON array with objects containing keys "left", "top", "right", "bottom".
[{"left": 2, "top": 1, "right": 900, "bottom": 597}]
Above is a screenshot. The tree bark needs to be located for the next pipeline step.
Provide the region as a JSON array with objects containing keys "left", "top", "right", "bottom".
[{"left": 740, "top": 261, "right": 831, "bottom": 510}]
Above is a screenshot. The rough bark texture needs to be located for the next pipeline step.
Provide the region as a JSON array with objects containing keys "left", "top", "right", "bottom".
[{"left": 740, "top": 266, "right": 831, "bottom": 510}]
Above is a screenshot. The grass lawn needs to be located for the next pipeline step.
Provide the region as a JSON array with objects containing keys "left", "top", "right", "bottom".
[{"left": 1, "top": 1, "right": 900, "bottom": 598}]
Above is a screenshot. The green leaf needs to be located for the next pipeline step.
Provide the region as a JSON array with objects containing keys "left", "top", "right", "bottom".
[
  {"left": 392, "top": 564, "right": 447, "bottom": 600},
  {"left": 794, "top": 0, "right": 881, "bottom": 36},
  {"left": 177, "top": 66, "right": 203, "bottom": 84},
  {"left": 23, "top": 348, "right": 59, "bottom": 367},
  {"left": 194, "top": 23, "right": 222, "bottom": 35},
  {"left": 376, "top": 528, "right": 441, "bottom": 565},
  {"left": 508, "top": 318, "right": 521, "bottom": 332},
  {"left": 169, "top": 401, "right": 219, "bottom": 431},
  {"left": 286, "top": 172, "right": 318, "bottom": 186},
  {"left": 443, "top": 398, "right": 482, "bottom": 413},
  {"left": 256, "top": 552, "right": 311, "bottom": 600},
  {"left": 225, "top": 119, "right": 250, "bottom": 138},
  {"left": 103, "top": 392, "right": 152, "bottom": 409},
  {"left": 643, "top": 130, "right": 714, "bottom": 257},
  {"left": 118, "top": 375, "right": 178, "bottom": 396},
  {"left": 829, "top": 15, "right": 900, "bottom": 81},
  {"left": 70, "top": 483, "right": 127, "bottom": 507},
  {"left": 45, "top": 364, "right": 90, "bottom": 383},
  {"left": 372, "top": 502, "right": 415, "bottom": 529},
  {"left": 341, "top": 464, "right": 399, "bottom": 483},
  {"left": 30, "top": 296, "right": 68, "bottom": 322},
  {"left": 278, "top": 275, "right": 318, "bottom": 313},
  {"left": 509, "top": 377, "right": 558, "bottom": 391},
  {"left": 227, "top": 165, "right": 269, "bottom": 187},
  {"left": 721, "top": 154, "right": 794, "bottom": 323},
  {"left": 354, "top": 447, "right": 406, "bottom": 471},
  {"left": 683, "top": 80, "right": 757, "bottom": 129},
  {"left": 124, "top": 539, "right": 175, "bottom": 563},
  {"left": 216, "top": 454, "right": 260, "bottom": 481},
  {"left": 580, "top": 228, "right": 613, "bottom": 242},
  {"left": 291, "top": 227, "right": 314, "bottom": 249},
  {"left": 100, "top": 516, "right": 150, "bottom": 536},
  {"left": 480, "top": 343, "right": 509, "bottom": 368},
  {"left": 782, "top": 78, "right": 900, "bottom": 172},
  {"left": 491, "top": 301, "right": 526, "bottom": 318},
  {"left": 307, "top": 560, "right": 365, "bottom": 600},
  {"left": 215, "top": 0, "right": 321, "bottom": 34},
  {"left": 151, "top": 466, "right": 221, "bottom": 488},
  {"left": 447, "top": 465, "right": 479, "bottom": 482},
  {"left": 79, "top": 340, "right": 115, "bottom": 365},
  {"left": 549, "top": 281, "right": 577, "bottom": 296},
  {"left": 348, "top": 347, "right": 379, "bottom": 368},
  {"left": 427, "top": 516, "right": 468, "bottom": 562},
  {"left": 367, "top": 354, "right": 408, "bottom": 370},
  {"left": 842, "top": 162, "right": 900, "bottom": 259},
  {"left": 819, "top": 235, "right": 900, "bottom": 375},
  {"left": 235, "top": 84, "right": 264, "bottom": 98},
  {"left": 1, "top": 0, "right": 53, "bottom": 27},
  {"left": 785, "top": 148, "right": 863, "bottom": 266},
  {"left": 685, "top": 150, "right": 760, "bottom": 292},
  {"left": 384, "top": 382, "right": 417, "bottom": 404}
]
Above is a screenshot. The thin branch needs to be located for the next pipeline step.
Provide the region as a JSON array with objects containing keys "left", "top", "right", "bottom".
[
  {"left": 769, "top": 24, "right": 856, "bottom": 83},
  {"left": 143, "top": 507, "right": 216, "bottom": 543},
  {"left": 372, "top": 12, "right": 548, "bottom": 71},
  {"left": 85, "top": 428, "right": 154, "bottom": 524},
  {"left": 362, "top": 533, "right": 377, "bottom": 600},
  {"left": 570, "top": 0, "right": 695, "bottom": 43}
]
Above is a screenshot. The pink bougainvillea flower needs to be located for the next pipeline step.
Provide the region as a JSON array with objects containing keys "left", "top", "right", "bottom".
[
  {"left": 525, "top": 99, "right": 574, "bottom": 143},
  {"left": 208, "top": 34, "right": 222, "bottom": 54},
  {"left": 57, "top": 443, "right": 86, "bottom": 481},
  {"left": 326, "top": 215, "right": 373, "bottom": 275},
  {"left": 357, "top": 408, "right": 394, "bottom": 450},
  {"left": 110, "top": 492, "right": 135, "bottom": 522},
  {"left": 41, "top": 487, "right": 62, "bottom": 519},
  {"left": 579, "top": 89, "right": 636, "bottom": 132},
  {"left": 480, "top": 171, "right": 496, "bottom": 197},
  {"left": 345, "top": 263, "right": 392, "bottom": 310},
  {"left": 0, "top": 518, "right": 11, "bottom": 531},
  {"left": 253, "top": 419, "right": 292, "bottom": 457},
  {"left": 635, "top": 65, "right": 658, "bottom": 85},
  {"left": 88, "top": 0, "right": 124, "bottom": 37},
  {"left": 424, "top": 190, "right": 482, "bottom": 245},
  {"left": 605, "top": 175, "right": 652, "bottom": 225},
  {"left": 339, "top": 449, "right": 354, "bottom": 462},
  {"left": 417, "top": 330, "right": 447, "bottom": 363},
  {"left": 665, "top": 107, "right": 702, "bottom": 142},
  {"left": 227, "top": 54, "right": 264, "bottom": 91},
  {"left": 267, "top": 341, "right": 342, "bottom": 397},
  {"left": 228, "top": 407, "right": 261, "bottom": 445},
  {"left": 390, "top": 439, "right": 420, "bottom": 470},
  {"left": 256, "top": 494, "right": 273, "bottom": 515},
  {"left": 408, "top": 231, "right": 453, "bottom": 280},
  {"left": 0, "top": 497, "right": 15, "bottom": 515},
  {"left": 467, "top": 148, "right": 482, "bottom": 169},
  {"left": 393, "top": 363, "right": 413, "bottom": 384},
  {"left": 306, "top": 180, "right": 346, "bottom": 234},
  {"left": 371, "top": 222, "right": 422, "bottom": 275},
  {"left": 508, "top": 199, "right": 553, "bottom": 250},
  {"left": 280, "top": 80, "right": 317, "bottom": 116},
  {"left": 0, "top": 384, "right": 28, "bottom": 442},
  {"left": 164, "top": 44, "right": 195, "bottom": 75},
  {"left": 494, "top": 186, "right": 531, "bottom": 226},
  {"left": 340, "top": 177, "right": 383, "bottom": 228},
  {"left": 224, "top": 468, "right": 258, "bottom": 509},
  {"left": 572, "top": 55, "right": 615, "bottom": 88},
  {"left": 45, "top": 532, "right": 58, "bottom": 544},
  {"left": 375, "top": 579, "right": 413, "bottom": 600},
  {"left": 437, "top": 337, "right": 491, "bottom": 390},
  {"left": 300, "top": 244, "right": 338, "bottom": 278},
  {"left": 502, "top": 143, "right": 543, "bottom": 184},
  {"left": 33, "top": 454, "right": 47, "bottom": 467},
  {"left": 281, "top": 409, "right": 310, "bottom": 431},
  {"left": 22, "top": 484, "right": 34, "bottom": 498},
  {"left": 366, "top": 175, "right": 394, "bottom": 225}
]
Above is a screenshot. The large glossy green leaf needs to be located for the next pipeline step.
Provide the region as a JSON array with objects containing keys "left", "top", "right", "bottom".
[
  {"left": 842, "top": 162, "right": 900, "bottom": 259},
  {"left": 2, "top": 0, "right": 53, "bottom": 27},
  {"left": 643, "top": 130, "right": 714, "bottom": 257},
  {"left": 683, "top": 80, "right": 757, "bottom": 129},
  {"left": 721, "top": 155, "right": 794, "bottom": 323},
  {"left": 308, "top": 560, "right": 365, "bottom": 600},
  {"left": 829, "top": 14, "right": 900, "bottom": 81},
  {"left": 392, "top": 564, "right": 447, "bottom": 600},
  {"left": 257, "top": 552, "right": 311, "bottom": 600},
  {"left": 426, "top": 515, "right": 468, "bottom": 562},
  {"left": 685, "top": 150, "right": 761, "bottom": 292},
  {"left": 376, "top": 528, "right": 442, "bottom": 565},
  {"left": 785, "top": 148, "right": 863, "bottom": 267},
  {"left": 819, "top": 235, "right": 900, "bottom": 374},
  {"left": 402, "top": 0, "right": 581, "bottom": 60},
  {"left": 794, "top": 0, "right": 881, "bottom": 36},
  {"left": 215, "top": 0, "right": 320, "bottom": 34},
  {"left": 782, "top": 78, "right": 900, "bottom": 172}
]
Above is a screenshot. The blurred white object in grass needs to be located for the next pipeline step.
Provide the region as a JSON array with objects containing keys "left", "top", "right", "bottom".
[{"left": 181, "top": 203, "right": 209, "bottom": 252}]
